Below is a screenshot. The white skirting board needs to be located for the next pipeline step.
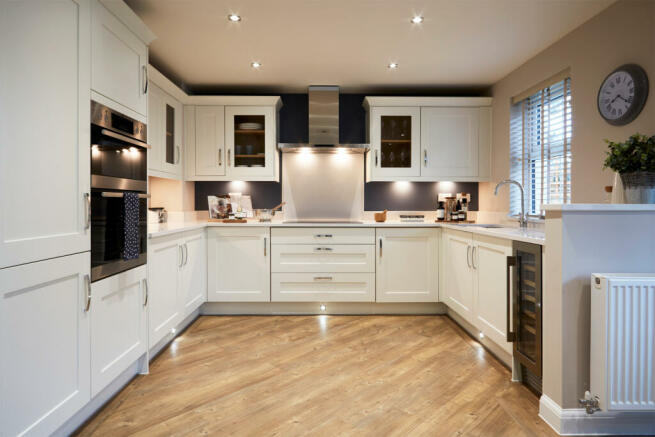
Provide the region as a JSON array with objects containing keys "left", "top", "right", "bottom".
[
  {"left": 539, "top": 394, "right": 655, "bottom": 436},
  {"left": 54, "top": 309, "right": 200, "bottom": 436},
  {"left": 200, "top": 301, "right": 447, "bottom": 315}
]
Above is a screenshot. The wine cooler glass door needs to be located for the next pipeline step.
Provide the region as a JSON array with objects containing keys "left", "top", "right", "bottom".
[{"left": 514, "top": 243, "right": 542, "bottom": 377}]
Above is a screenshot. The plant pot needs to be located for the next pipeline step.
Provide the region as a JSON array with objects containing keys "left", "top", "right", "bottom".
[{"left": 620, "top": 172, "right": 655, "bottom": 204}]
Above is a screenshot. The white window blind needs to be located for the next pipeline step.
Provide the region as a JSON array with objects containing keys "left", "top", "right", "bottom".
[{"left": 509, "top": 77, "right": 572, "bottom": 217}]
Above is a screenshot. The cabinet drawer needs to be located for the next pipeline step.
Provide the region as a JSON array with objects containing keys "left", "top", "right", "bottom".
[
  {"left": 271, "top": 227, "right": 375, "bottom": 245},
  {"left": 272, "top": 244, "right": 375, "bottom": 273},
  {"left": 271, "top": 273, "right": 375, "bottom": 302}
]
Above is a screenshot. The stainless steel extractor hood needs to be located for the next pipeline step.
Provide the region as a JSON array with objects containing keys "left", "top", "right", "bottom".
[{"left": 277, "top": 85, "right": 369, "bottom": 153}]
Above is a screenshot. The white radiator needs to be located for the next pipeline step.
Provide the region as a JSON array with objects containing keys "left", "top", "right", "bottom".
[{"left": 591, "top": 274, "right": 655, "bottom": 412}]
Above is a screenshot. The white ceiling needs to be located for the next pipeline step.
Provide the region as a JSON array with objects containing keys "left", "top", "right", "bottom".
[{"left": 126, "top": 0, "right": 614, "bottom": 93}]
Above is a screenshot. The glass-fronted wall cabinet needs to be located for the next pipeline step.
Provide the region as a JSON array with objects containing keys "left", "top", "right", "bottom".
[
  {"left": 225, "top": 106, "right": 276, "bottom": 179},
  {"left": 368, "top": 106, "right": 421, "bottom": 179},
  {"left": 147, "top": 83, "right": 183, "bottom": 179}
]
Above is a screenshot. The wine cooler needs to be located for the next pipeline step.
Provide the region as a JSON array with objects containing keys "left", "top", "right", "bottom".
[{"left": 507, "top": 241, "right": 543, "bottom": 394}]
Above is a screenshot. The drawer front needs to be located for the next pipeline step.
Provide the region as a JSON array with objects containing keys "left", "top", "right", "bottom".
[
  {"left": 271, "top": 227, "right": 375, "bottom": 245},
  {"left": 272, "top": 244, "right": 375, "bottom": 273},
  {"left": 272, "top": 273, "right": 375, "bottom": 302}
]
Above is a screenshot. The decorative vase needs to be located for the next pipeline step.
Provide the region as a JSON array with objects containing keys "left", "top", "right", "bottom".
[{"left": 620, "top": 171, "right": 655, "bottom": 204}]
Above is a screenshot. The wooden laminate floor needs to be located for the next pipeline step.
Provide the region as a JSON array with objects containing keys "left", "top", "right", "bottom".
[{"left": 75, "top": 315, "right": 557, "bottom": 437}]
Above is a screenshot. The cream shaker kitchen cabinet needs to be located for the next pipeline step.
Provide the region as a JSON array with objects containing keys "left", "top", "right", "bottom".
[
  {"left": 90, "top": 266, "right": 147, "bottom": 397},
  {"left": 148, "top": 234, "right": 183, "bottom": 346},
  {"left": 375, "top": 228, "right": 439, "bottom": 303},
  {"left": 472, "top": 234, "right": 513, "bottom": 353},
  {"left": 0, "top": 253, "right": 91, "bottom": 437},
  {"left": 180, "top": 229, "right": 207, "bottom": 317},
  {"left": 0, "top": 0, "right": 91, "bottom": 269},
  {"left": 421, "top": 107, "right": 479, "bottom": 179},
  {"left": 441, "top": 229, "right": 512, "bottom": 353},
  {"left": 225, "top": 105, "right": 279, "bottom": 180},
  {"left": 442, "top": 229, "right": 475, "bottom": 321},
  {"left": 91, "top": 0, "right": 149, "bottom": 120},
  {"left": 367, "top": 107, "right": 421, "bottom": 180},
  {"left": 207, "top": 227, "right": 271, "bottom": 302},
  {"left": 193, "top": 106, "right": 226, "bottom": 177},
  {"left": 148, "top": 83, "right": 184, "bottom": 179}
]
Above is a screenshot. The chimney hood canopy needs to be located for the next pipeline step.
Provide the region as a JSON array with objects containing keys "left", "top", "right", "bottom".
[{"left": 278, "top": 85, "right": 369, "bottom": 153}]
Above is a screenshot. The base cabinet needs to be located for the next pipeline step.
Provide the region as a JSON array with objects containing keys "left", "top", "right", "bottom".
[
  {"left": 90, "top": 266, "right": 147, "bottom": 397},
  {"left": 272, "top": 273, "right": 375, "bottom": 302},
  {"left": 207, "top": 227, "right": 270, "bottom": 302},
  {"left": 375, "top": 228, "right": 439, "bottom": 302},
  {"left": 148, "top": 230, "right": 206, "bottom": 346},
  {"left": 0, "top": 253, "right": 91, "bottom": 437},
  {"left": 442, "top": 229, "right": 513, "bottom": 353}
]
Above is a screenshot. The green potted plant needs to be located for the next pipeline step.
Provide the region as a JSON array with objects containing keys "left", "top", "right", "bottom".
[{"left": 604, "top": 134, "right": 655, "bottom": 203}]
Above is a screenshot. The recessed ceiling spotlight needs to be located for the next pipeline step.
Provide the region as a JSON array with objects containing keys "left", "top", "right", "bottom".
[
  {"left": 228, "top": 14, "right": 241, "bottom": 22},
  {"left": 251, "top": 61, "right": 262, "bottom": 69},
  {"left": 388, "top": 63, "right": 399, "bottom": 69},
  {"left": 411, "top": 16, "right": 424, "bottom": 24}
]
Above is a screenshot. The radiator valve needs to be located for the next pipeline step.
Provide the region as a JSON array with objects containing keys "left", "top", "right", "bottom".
[{"left": 579, "top": 391, "right": 600, "bottom": 414}]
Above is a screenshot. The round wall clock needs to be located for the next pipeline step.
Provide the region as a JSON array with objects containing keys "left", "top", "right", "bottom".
[{"left": 597, "top": 63, "right": 649, "bottom": 126}]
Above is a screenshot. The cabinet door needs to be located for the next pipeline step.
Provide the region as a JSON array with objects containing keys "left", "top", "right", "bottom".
[
  {"left": 148, "top": 235, "right": 182, "bottom": 346},
  {"left": 421, "top": 107, "right": 479, "bottom": 178},
  {"left": 92, "top": 0, "right": 148, "bottom": 117},
  {"left": 225, "top": 106, "right": 277, "bottom": 180},
  {"left": 473, "top": 235, "right": 513, "bottom": 353},
  {"left": 195, "top": 106, "right": 226, "bottom": 176},
  {"left": 369, "top": 107, "right": 421, "bottom": 179},
  {"left": 181, "top": 230, "right": 207, "bottom": 316},
  {"left": 375, "top": 228, "right": 439, "bottom": 303},
  {"left": 147, "top": 84, "right": 165, "bottom": 173},
  {"left": 90, "top": 266, "right": 147, "bottom": 397},
  {"left": 207, "top": 227, "right": 270, "bottom": 302},
  {"left": 0, "top": 0, "right": 91, "bottom": 269},
  {"left": 442, "top": 230, "right": 474, "bottom": 321},
  {"left": 0, "top": 252, "right": 90, "bottom": 437},
  {"left": 160, "top": 94, "right": 183, "bottom": 176}
]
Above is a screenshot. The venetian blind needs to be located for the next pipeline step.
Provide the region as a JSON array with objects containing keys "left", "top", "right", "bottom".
[{"left": 509, "top": 77, "right": 572, "bottom": 217}]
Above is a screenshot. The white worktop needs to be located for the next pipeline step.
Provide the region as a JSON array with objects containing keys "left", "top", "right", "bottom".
[{"left": 149, "top": 219, "right": 546, "bottom": 245}]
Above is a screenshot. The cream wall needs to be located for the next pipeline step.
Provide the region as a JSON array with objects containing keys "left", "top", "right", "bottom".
[{"left": 480, "top": 0, "right": 655, "bottom": 212}]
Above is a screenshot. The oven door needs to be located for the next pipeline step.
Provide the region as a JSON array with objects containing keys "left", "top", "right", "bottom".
[
  {"left": 91, "top": 124, "right": 147, "bottom": 192},
  {"left": 91, "top": 189, "right": 147, "bottom": 282}
]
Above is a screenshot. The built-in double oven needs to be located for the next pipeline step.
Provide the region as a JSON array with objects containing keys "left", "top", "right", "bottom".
[{"left": 90, "top": 101, "right": 149, "bottom": 282}]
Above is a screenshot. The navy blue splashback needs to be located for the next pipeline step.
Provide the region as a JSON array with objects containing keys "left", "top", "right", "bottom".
[{"left": 195, "top": 94, "right": 479, "bottom": 212}]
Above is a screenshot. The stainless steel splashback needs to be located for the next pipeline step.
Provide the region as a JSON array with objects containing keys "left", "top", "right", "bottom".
[{"left": 281, "top": 152, "right": 364, "bottom": 221}]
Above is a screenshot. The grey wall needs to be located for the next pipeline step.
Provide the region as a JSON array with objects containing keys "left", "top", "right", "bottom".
[{"left": 195, "top": 93, "right": 480, "bottom": 211}]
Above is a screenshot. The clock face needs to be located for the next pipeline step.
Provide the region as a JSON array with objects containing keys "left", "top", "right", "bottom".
[
  {"left": 598, "top": 71, "right": 634, "bottom": 120},
  {"left": 597, "top": 64, "right": 649, "bottom": 126}
]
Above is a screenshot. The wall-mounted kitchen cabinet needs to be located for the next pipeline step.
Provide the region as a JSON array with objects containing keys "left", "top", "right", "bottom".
[
  {"left": 364, "top": 97, "right": 492, "bottom": 182},
  {"left": 91, "top": 0, "right": 155, "bottom": 122},
  {"left": 441, "top": 229, "right": 513, "bottom": 354},
  {"left": 185, "top": 99, "right": 281, "bottom": 181},
  {"left": 148, "top": 83, "right": 184, "bottom": 179}
]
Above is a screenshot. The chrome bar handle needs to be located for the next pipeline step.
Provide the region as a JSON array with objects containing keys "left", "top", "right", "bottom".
[
  {"left": 143, "top": 278, "right": 148, "bottom": 307},
  {"left": 472, "top": 246, "right": 477, "bottom": 269},
  {"left": 218, "top": 149, "right": 223, "bottom": 166},
  {"left": 227, "top": 149, "right": 231, "bottom": 166},
  {"left": 313, "top": 276, "right": 333, "bottom": 281},
  {"left": 84, "top": 274, "right": 91, "bottom": 312},
  {"left": 179, "top": 245, "right": 184, "bottom": 268},
  {"left": 466, "top": 245, "right": 471, "bottom": 268},
  {"left": 142, "top": 65, "right": 148, "bottom": 94},
  {"left": 375, "top": 149, "right": 379, "bottom": 167},
  {"left": 424, "top": 149, "right": 428, "bottom": 166},
  {"left": 183, "top": 243, "right": 188, "bottom": 266},
  {"left": 379, "top": 237, "right": 383, "bottom": 257},
  {"left": 314, "top": 234, "right": 333, "bottom": 238},
  {"left": 315, "top": 247, "right": 333, "bottom": 251},
  {"left": 175, "top": 146, "right": 181, "bottom": 164},
  {"left": 506, "top": 256, "right": 517, "bottom": 342},
  {"left": 84, "top": 192, "right": 91, "bottom": 230},
  {"left": 101, "top": 192, "right": 150, "bottom": 199},
  {"left": 264, "top": 237, "right": 267, "bottom": 256}
]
